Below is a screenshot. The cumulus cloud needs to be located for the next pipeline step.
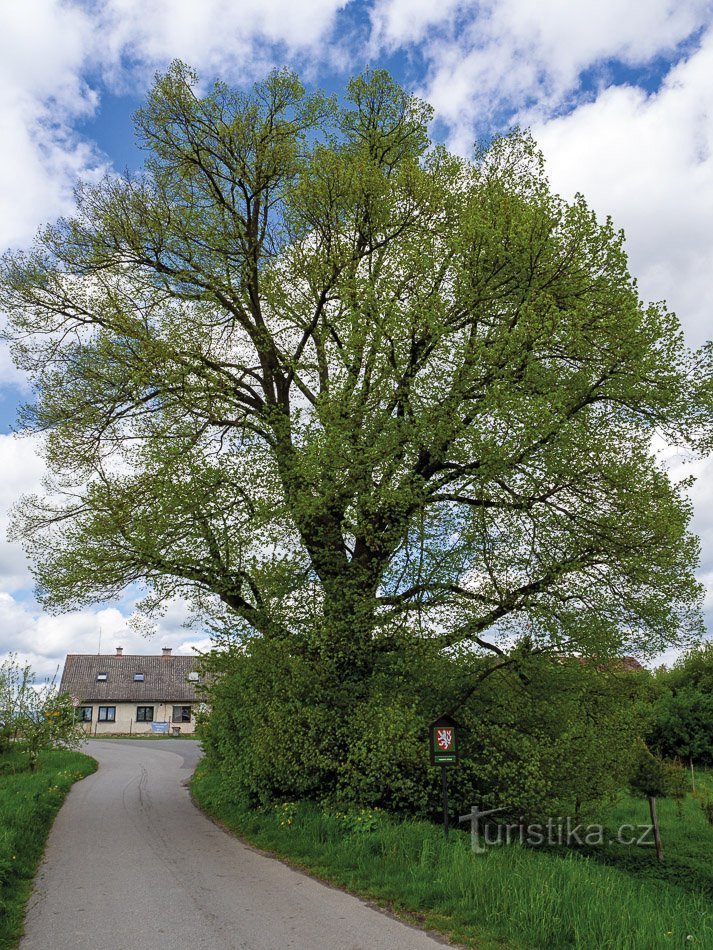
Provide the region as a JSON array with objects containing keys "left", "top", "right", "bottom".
[
  {"left": 534, "top": 29, "right": 713, "bottom": 347},
  {"left": 0, "top": 430, "right": 205, "bottom": 668},
  {"left": 369, "top": 0, "right": 463, "bottom": 49},
  {"left": 0, "top": 343, "right": 28, "bottom": 393},
  {"left": 0, "top": 592, "right": 202, "bottom": 680},
  {"left": 0, "top": 0, "right": 108, "bottom": 251},
  {"left": 369, "top": 0, "right": 711, "bottom": 145},
  {"left": 0, "top": 434, "right": 46, "bottom": 592},
  {"left": 93, "top": 0, "right": 350, "bottom": 90}
]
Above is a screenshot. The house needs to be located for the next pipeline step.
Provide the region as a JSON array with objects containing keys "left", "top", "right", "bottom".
[{"left": 59, "top": 647, "right": 204, "bottom": 735}]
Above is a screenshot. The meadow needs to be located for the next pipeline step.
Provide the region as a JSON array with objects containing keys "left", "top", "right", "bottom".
[
  {"left": 0, "top": 747, "right": 96, "bottom": 949},
  {"left": 191, "top": 765, "right": 713, "bottom": 950}
]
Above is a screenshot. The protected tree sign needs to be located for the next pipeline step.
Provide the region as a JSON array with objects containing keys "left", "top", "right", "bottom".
[{"left": 429, "top": 714, "right": 459, "bottom": 766}]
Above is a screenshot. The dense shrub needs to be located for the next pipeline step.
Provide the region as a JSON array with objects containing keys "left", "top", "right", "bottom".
[
  {"left": 646, "top": 643, "right": 713, "bottom": 766},
  {"left": 200, "top": 641, "right": 644, "bottom": 822}
]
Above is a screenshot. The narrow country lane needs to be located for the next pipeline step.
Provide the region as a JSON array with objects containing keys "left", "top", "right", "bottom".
[{"left": 20, "top": 740, "right": 453, "bottom": 950}]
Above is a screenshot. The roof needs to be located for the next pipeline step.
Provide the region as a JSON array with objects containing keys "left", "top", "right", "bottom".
[{"left": 59, "top": 653, "right": 204, "bottom": 703}]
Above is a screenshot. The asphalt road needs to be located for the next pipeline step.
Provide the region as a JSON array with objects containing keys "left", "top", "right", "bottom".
[{"left": 20, "top": 739, "right": 453, "bottom": 950}]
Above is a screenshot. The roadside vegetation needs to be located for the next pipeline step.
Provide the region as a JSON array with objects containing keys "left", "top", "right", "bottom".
[
  {"left": 0, "top": 655, "right": 86, "bottom": 768},
  {"left": 0, "top": 746, "right": 96, "bottom": 949},
  {"left": 0, "top": 655, "right": 95, "bottom": 947},
  {"left": 192, "top": 763, "right": 713, "bottom": 950},
  {"left": 194, "top": 643, "right": 713, "bottom": 948}
]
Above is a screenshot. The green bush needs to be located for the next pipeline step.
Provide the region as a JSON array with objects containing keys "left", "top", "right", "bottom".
[{"left": 200, "top": 640, "right": 644, "bottom": 822}]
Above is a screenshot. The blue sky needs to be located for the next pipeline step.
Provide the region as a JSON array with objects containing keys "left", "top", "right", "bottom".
[{"left": 1, "top": 0, "right": 713, "bottom": 675}]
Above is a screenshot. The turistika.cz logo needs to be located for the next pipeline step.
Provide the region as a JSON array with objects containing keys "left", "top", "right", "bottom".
[{"left": 458, "top": 805, "right": 655, "bottom": 853}]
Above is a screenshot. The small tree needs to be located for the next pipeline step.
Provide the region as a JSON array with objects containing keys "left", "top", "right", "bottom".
[
  {"left": 0, "top": 655, "right": 84, "bottom": 767},
  {"left": 647, "top": 644, "right": 713, "bottom": 774},
  {"left": 628, "top": 743, "right": 686, "bottom": 862}
]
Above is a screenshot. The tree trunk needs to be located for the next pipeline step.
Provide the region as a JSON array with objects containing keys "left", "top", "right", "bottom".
[
  {"left": 320, "top": 579, "right": 378, "bottom": 689},
  {"left": 648, "top": 795, "right": 664, "bottom": 863}
]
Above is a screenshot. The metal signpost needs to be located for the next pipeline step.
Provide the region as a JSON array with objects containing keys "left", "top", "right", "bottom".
[{"left": 429, "top": 715, "right": 459, "bottom": 838}]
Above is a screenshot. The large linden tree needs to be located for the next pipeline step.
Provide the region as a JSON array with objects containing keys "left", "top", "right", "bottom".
[{"left": 1, "top": 65, "right": 707, "bottom": 693}]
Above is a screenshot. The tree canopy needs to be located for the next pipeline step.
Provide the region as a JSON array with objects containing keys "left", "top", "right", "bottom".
[
  {"left": 647, "top": 643, "right": 713, "bottom": 765},
  {"left": 1, "top": 63, "right": 707, "bottom": 682}
]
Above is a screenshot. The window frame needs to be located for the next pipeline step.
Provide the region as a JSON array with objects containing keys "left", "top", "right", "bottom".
[
  {"left": 172, "top": 705, "right": 191, "bottom": 723},
  {"left": 133, "top": 672, "right": 145, "bottom": 682},
  {"left": 98, "top": 706, "right": 116, "bottom": 722},
  {"left": 96, "top": 672, "right": 108, "bottom": 682},
  {"left": 79, "top": 706, "right": 92, "bottom": 722},
  {"left": 136, "top": 705, "right": 154, "bottom": 722}
]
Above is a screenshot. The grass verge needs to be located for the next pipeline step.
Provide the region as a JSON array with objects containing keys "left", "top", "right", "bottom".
[
  {"left": 0, "top": 746, "right": 97, "bottom": 949},
  {"left": 191, "top": 763, "right": 713, "bottom": 950}
]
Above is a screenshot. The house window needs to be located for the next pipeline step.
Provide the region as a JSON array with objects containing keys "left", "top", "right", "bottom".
[
  {"left": 79, "top": 706, "right": 92, "bottom": 721},
  {"left": 136, "top": 706, "right": 154, "bottom": 722},
  {"left": 96, "top": 672, "right": 108, "bottom": 681},
  {"left": 187, "top": 672, "right": 199, "bottom": 682},
  {"left": 172, "top": 706, "right": 191, "bottom": 723},
  {"left": 133, "top": 673, "right": 144, "bottom": 681},
  {"left": 98, "top": 706, "right": 115, "bottom": 722}
]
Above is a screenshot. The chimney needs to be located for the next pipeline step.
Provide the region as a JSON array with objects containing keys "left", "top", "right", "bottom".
[
  {"left": 162, "top": 647, "right": 172, "bottom": 657},
  {"left": 116, "top": 646, "right": 123, "bottom": 657}
]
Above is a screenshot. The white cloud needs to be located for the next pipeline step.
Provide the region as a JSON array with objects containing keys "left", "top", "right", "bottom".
[
  {"left": 0, "top": 0, "right": 350, "bottom": 252},
  {"left": 370, "top": 0, "right": 711, "bottom": 139},
  {"left": 534, "top": 28, "right": 713, "bottom": 347},
  {"left": 0, "top": 429, "right": 204, "bottom": 670},
  {"left": 0, "top": 343, "right": 29, "bottom": 392},
  {"left": 371, "top": 0, "right": 711, "bottom": 153},
  {"left": 0, "top": 592, "right": 203, "bottom": 681},
  {"left": 95, "top": 0, "right": 350, "bottom": 90},
  {"left": 369, "top": 0, "right": 463, "bottom": 49},
  {"left": 0, "top": 434, "right": 46, "bottom": 592},
  {"left": 0, "top": 0, "right": 107, "bottom": 250}
]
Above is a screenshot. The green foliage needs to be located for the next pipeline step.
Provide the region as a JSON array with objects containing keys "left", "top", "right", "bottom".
[
  {"left": 0, "top": 747, "right": 96, "bottom": 948},
  {"left": 629, "top": 744, "right": 681, "bottom": 800},
  {"left": 201, "top": 641, "right": 644, "bottom": 820},
  {"left": 2, "top": 64, "right": 708, "bottom": 812},
  {"left": 0, "top": 656, "right": 85, "bottom": 764},
  {"left": 456, "top": 654, "right": 644, "bottom": 822},
  {"left": 585, "top": 773, "right": 713, "bottom": 895},
  {"left": 666, "top": 642, "right": 713, "bottom": 692},
  {"left": 1, "top": 64, "right": 706, "bottom": 676},
  {"left": 647, "top": 644, "right": 713, "bottom": 766},
  {"left": 628, "top": 743, "right": 687, "bottom": 860}
]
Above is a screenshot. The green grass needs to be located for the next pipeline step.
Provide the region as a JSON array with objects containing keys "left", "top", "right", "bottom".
[
  {"left": 0, "top": 746, "right": 97, "bottom": 949},
  {"left": 192, "top": 764, "right": 713, "bottom": 950},
  {"left": 549, "top": 770, "right": 713, "bottom": 900}
]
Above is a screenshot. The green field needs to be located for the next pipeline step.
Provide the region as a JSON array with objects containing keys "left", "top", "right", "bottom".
[
  {"left": 556, "top": 770, "right": 713, "bottom": 901},
  {"left": 0, "top": 747, "right": 97, "bottom": 949},
  {"left": 192, "top": 764, "right": 713, "bottom": 949}
]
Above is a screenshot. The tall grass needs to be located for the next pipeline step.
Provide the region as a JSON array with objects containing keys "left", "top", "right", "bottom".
[
  {"left": 192, "top": 764, "right": 713, "bottom": 949},
  {"left": 0, "top": 747, "right": 96, "bottom": 949}
]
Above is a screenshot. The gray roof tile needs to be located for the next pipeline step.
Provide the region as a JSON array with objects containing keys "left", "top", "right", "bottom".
[{"left": 59, "top": 654, "right": 203, "bottom": 703}]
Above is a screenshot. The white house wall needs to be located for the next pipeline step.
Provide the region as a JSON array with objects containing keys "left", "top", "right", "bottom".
[{"left": 79, "top": 701, "right": 197, "bottom": 735}]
